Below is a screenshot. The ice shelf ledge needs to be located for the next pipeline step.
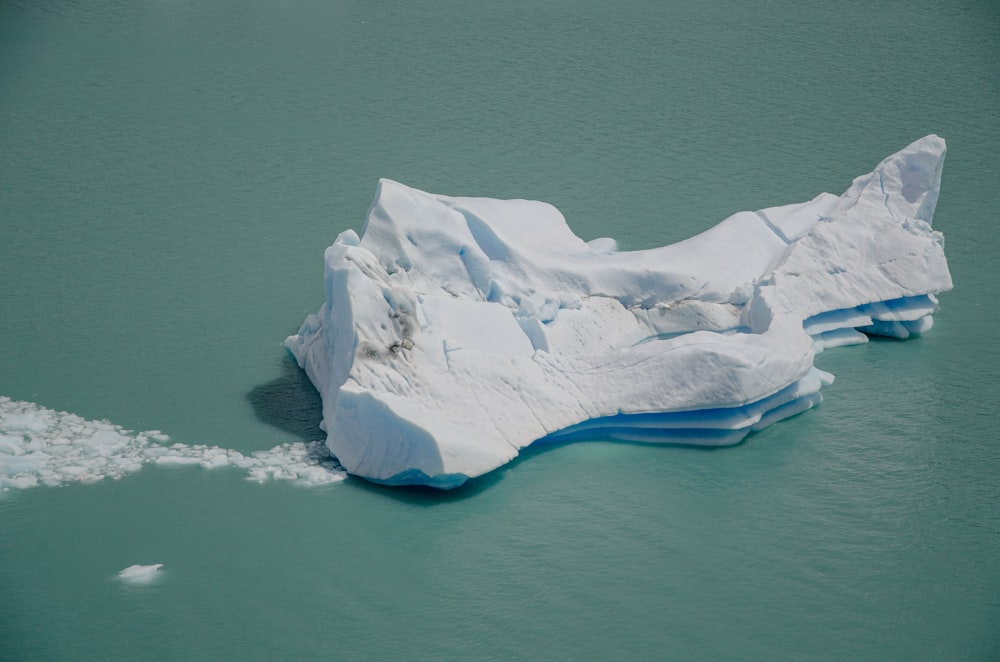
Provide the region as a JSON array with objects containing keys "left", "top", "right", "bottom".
[{"left": 285, "top": 135, "right": 952, "bottom": 488}]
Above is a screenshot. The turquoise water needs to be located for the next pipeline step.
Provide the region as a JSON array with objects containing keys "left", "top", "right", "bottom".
[{"left": 2, "top": 0, "right": 999, "bottom": 659}]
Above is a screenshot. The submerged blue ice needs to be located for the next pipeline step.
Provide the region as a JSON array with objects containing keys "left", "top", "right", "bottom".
[{"left": 286, "top": 136, "right": 952, "bottom": 488}]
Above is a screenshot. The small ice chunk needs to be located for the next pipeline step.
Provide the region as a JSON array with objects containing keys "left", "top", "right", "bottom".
[
  {"left": 587, "top": 237, "right": 617, "bottom": 253},
  {"left": 0, "top": 397, "right": 346, "bottom": 492},
  {"left": 118, "top": 564, "right": 163, "bottom": 584},
  {"left": 154, "top": 455, "right": 203, "bottom": 466}
]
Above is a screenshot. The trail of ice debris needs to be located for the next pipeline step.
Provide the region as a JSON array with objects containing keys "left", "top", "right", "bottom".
[{"left": 0, "top": 396, "right": 346, "bottom": 492}]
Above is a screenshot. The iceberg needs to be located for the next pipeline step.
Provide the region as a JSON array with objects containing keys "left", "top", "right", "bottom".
[{"left": 285, "top": 136, "right": 952, "bottom": 489}]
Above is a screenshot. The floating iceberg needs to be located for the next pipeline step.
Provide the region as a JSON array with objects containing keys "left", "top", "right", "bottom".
[{"left": 286, "top": 136, "right": 952, "bottom": 489}]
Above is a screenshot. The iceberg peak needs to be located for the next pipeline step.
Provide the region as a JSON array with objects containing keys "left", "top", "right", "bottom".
[{"left": 285, "top": 136, "right": 952, "bottom": 488}]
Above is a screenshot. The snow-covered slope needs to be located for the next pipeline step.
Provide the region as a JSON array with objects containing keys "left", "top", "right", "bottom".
[{"left": 286, "top": 136, "right": 952, "bottom": 488}]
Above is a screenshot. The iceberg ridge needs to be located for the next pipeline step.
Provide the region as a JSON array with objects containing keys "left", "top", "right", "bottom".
[{"left": 286, "top": 136, "right": 952, "bottom": 488}]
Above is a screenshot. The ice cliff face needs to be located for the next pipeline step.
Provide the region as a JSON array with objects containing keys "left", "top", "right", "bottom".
[{"left": 285, "top": 136, "right": 952, "bottom": 488}]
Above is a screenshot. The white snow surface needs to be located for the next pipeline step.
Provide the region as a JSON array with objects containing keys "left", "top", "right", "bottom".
[{"left": 286, "top": 135, "right": 952, "bottom": 489}]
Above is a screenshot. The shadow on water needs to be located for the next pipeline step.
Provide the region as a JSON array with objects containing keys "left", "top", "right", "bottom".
[
  {"left": 345, "top": 470, "right": 508, "bottom": 505},
  {"left": 246, "top": 354, "right": 325, "bottom": 443}
]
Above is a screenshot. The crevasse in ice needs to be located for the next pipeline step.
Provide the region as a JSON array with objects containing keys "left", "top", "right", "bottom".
[{"left": 285, "top": 136, "right": 952, "bottom": 488}]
